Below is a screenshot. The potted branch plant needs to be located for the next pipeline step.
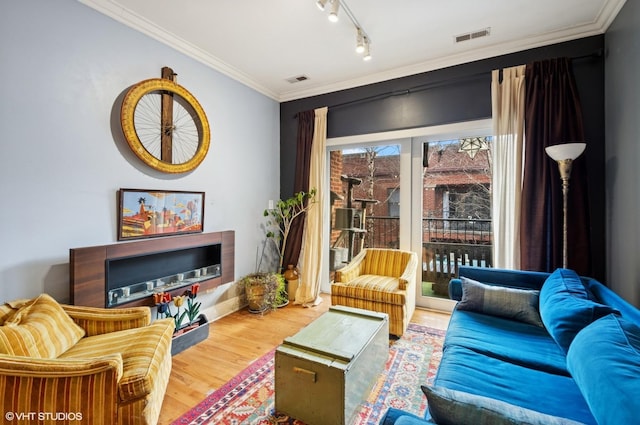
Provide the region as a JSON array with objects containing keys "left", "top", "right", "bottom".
[
  {"left": 240, "top": 238, "right": 287, "bottom": 313},
  {"left": 239, "top": 189, "right": 317, "bottom": 313},
  {"left": 263, "top": 189, "right": 317, "bottom": 302},
  {"left": 264, "top": 189, "right": 317, "bottom": 273},
  {"left": 240, "top": 270, "right": 286, "bottom": 313}
]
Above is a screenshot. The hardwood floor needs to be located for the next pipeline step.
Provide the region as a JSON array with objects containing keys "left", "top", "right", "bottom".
[{"left": 158, "top": 294, "right": 451, "bottom": 424}]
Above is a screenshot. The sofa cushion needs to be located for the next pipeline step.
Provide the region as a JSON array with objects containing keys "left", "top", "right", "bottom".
[
  {"left": 422, "top": 385, "right": 585, "bottom": 425},
  {"left": 539, "top": 268, "right": 618, "bottom": 353},
  {"left": 457, "top": 277, "right": 543, "bottom": 327},
  {"left": 444, "top": 310, "right": 569, "bottom": 375},
  {"left": 567, "top": 314, "right": 640, "bottom": 425},
  {"left": 0, "top": 294, "right": 85, "bottom": 358},
  {"left": 379, "top": 407, "right": 425, "bottom": 425},
  {"left": 59, "top": 318, "right": 174, "bottom": 402},
  {"left": 433, "top": 344, "right": 596, "bottom": 424}
]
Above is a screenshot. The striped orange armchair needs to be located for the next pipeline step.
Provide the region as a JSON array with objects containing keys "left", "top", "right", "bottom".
[
  {"left": 331, "top": 248, "right": 419, "bottom": 336},
  {"left": 0, "top": 294, "right": 174, "bottom": 425}
]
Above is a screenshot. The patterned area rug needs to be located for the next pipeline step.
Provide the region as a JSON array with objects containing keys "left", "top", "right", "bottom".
[{"left": 171, "top": 323, "right": 445, "bottom": 425}]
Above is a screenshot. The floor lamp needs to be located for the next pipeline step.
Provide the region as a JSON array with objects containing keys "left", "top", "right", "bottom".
[{"left": 545, "top": 142, "right": 586, "bottom": 269}]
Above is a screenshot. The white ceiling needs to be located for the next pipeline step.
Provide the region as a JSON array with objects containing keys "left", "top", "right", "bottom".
[{"left": 80, "top": 0, "right": 626, "bottom": 102}]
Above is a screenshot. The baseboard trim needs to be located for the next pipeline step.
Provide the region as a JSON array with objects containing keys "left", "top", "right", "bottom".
[{"left": 202, "top": 296, "right": 246, "bottom": 322}]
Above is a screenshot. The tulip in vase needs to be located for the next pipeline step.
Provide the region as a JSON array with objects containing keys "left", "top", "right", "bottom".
[{"left": 154, "top": 284, "right": 209, "bottom": 355}]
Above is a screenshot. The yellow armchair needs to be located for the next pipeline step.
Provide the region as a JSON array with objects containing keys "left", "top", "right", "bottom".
[
  {"left": 0, "top": 294, "right": 174, "bottom": 425},
  {"left": 332, "top": 248, "right": 419, "bottom": 336},
  {"left": 0, "top": 353, "right": 123, "bottom": 424}
]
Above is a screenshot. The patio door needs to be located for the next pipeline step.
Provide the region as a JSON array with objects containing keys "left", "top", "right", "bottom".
[
  {"left": 323, "top": 119, "right": 492, "bottom": 313},
  {"left": 411, "top": 121, "right": 492, "bottom": 311}
]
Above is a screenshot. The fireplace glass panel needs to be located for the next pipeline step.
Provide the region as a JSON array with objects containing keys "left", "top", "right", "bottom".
[{"left": 105, "top": 244, "right": 221, "bottom": 307}]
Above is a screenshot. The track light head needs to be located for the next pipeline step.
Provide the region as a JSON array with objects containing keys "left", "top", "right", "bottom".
[
  {"left": 328, "top": 0, "right": 340, "bottom": 22},
  {"left": 363, "top": 39, "right": 371, "bottom": 61},
  {"left": 355, "top": 28, "right": 365, "bottom": 53},
  {"left": 316, "top": 0, "right": 328, "bottom": 11}
]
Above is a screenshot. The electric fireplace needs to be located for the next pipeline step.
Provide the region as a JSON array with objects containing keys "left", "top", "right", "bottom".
[{"left": 70, "top": 231, "right": 234, "bottom": 308}]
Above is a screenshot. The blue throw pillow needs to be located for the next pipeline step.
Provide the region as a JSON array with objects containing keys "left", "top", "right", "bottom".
[
  {"left": 539, "top": 268, "right": 618, "bottom": 353},
  {"left": 567, "top": 314, "right": 640, "bottom": 425},
  {"left": 421, "top": 385, "right": 584, "bottom": 425},
  {"left": 457, "top": 277, "right": 543, "bottom": 327}
]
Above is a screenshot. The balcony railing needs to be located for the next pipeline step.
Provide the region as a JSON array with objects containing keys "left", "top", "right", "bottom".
[
  {"left": 364, "top": 217, "right": 493, "bottom": 296},
  {"left": 422, "top": 217, "right": 492, "bottom": 295},
  {"left": 363, "top": 216, "right": 400, "bottom": 249},
  {"left": 423, "top": 217, "right": 492, "bottom": 245}
]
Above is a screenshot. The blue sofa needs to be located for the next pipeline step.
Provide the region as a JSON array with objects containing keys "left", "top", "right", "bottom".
[{"left": 381, "top": 266, "right": 640, "bottom": 425}]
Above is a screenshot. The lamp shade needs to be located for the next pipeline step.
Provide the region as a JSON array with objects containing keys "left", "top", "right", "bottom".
[{"left": 545, "top": 142, "right": 586, "bottom": 161}]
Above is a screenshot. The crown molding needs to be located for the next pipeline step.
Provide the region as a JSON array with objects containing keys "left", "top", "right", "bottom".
[
  {"left": 278, "top": 22, "right": 611, "bottom": 102},
  {"left": 79, "top": 0, "right": 626, "bottom": 103},
  {"left": 78, "top": 0, "right": 279, "bottom": 100}
]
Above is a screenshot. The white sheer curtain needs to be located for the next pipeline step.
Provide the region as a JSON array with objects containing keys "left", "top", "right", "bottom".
[
  {"left": 296, "top": 107, "right": 328, "bottom": 306},
  {"left": 491, "top": 65, "right": 526, "bottom": 269}
]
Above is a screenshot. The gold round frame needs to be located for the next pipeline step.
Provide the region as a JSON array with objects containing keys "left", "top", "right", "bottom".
[{"left": 120, "top": 78, "right": 210, "bottom": 174}]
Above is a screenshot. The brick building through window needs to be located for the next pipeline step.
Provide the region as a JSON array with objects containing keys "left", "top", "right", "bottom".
[{"left": 330, "top": 140, "right": 491, "bottom": 254}]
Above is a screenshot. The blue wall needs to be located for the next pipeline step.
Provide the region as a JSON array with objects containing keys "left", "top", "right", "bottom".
[{"left": 0, "top": 0, "right": 280, "bottom": 314}]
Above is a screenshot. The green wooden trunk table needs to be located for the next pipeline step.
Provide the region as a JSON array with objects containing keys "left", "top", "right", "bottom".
[{"left": 275, "top": 305, "right": 389, "bottom": 425}]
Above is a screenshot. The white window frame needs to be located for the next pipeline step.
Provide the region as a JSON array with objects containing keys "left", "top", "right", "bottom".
[{"left": 325, "top": 119, "right": 492, "bottom": 312}]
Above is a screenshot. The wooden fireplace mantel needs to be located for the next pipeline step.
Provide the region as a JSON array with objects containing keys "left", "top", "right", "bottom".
[{"left": 70, "top": 230, "right": 235, "bottom": 308}]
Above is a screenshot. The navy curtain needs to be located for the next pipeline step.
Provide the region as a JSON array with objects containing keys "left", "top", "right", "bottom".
[{"left": 520, "top": 58, "right": 590, "bottom": 275}]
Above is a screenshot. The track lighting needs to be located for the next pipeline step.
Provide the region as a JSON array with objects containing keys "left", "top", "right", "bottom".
[
  {"left": 328, "top": 0, "right": 340, "bottom": 22},
  {"left": 317, "top": 0, "right": 371, "bottom": 61}
]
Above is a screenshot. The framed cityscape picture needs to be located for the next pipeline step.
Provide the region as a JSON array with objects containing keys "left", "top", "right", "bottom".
[{"left": 118, "top": 189, "right": 205, "bottom": 240}]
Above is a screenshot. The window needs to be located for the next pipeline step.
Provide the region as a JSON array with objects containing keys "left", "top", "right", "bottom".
[
  {"left": 387, "top": 188, "right": 400, "bottom": 217},
  {"left": 329, "top": 144, "right": 401, "bottom": 269},
  {"left": 421, "top": 137, "right": 493, "bottom": 299}
]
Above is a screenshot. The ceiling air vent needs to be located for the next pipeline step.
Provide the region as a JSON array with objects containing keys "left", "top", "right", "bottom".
[
  {"left": 286, "top": 75, "right": 310, "bottom": 84},
  {"left": 455, "top": 27, "right": 491, "bottom": 44}
]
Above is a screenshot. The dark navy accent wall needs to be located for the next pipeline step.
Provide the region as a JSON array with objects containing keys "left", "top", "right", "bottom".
[{"left": 280, "top": 35, "right": 605, "bottom": 281}]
